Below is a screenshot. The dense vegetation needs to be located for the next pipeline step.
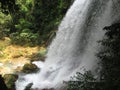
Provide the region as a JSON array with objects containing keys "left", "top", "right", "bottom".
[
  {"left": 0, "top": 0, "right": 73, "bottom": 46},
  {"left": 65, "top": 71, "right": 96, "bottom": 90},
  {"left": 98, "top": 23, "right": 120, "bottom": 90}
]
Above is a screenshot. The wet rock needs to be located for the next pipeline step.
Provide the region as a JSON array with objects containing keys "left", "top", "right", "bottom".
[
  {"left": 22, "top": 63, "right": 39, "bottom": 73},
  {"left": 24, "top": 83, "right": 33, "bottom": 90},
  {"left": 3, "top": 74, "right": 18, "bottom": 90}
]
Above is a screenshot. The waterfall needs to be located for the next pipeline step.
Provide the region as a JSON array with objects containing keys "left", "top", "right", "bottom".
[{"left": 16, "top": 0, "right": 119, "bottom": 90}]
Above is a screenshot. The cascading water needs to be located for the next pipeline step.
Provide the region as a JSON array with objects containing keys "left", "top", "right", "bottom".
[{"left": 16, "top": 0, "right": 119, "bottom": 90}]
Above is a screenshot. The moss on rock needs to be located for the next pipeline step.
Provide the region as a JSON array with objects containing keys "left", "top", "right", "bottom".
[
  {"left": 22, "top": 63, "right": 39, "bottom": 73},
  {"left": 3, "top": 74, "right": 18, "bottom": 90}
]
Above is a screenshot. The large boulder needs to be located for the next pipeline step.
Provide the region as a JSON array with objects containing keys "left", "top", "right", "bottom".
[{"left": 22, "top": 63, "right": 39, "bottom": 73}]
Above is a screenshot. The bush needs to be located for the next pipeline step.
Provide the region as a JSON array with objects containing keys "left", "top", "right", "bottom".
[
  {"left": 0, "top": 10, "right": 11, "bottom": 39},
  {"left": 10, "top": 32, "right": 39, "bottom": 46},
  {"left": 65, "top": 71, "right": 106, "bottom": 90},
  {"left": 65, "top": 71, "right": 96, "bottom": 90},
  {"left": 97, "top": 23, "right": 120, "bottom": 90}
]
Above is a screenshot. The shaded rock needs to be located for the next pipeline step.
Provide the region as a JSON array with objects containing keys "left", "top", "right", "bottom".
[
  {"left": 24, "top": 83, "right": 33, "bottom": 90},
  {"left": 0, "top": 74, "right": 8, "bottom": 90},
  {"left": 22, "top": 63, "right": 39, "bottom": 73},
  {"left": 3, "top": 74, "right": 18, "bottom": 90}
]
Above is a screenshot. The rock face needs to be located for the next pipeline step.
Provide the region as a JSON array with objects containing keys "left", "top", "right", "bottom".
[
  {"left": 0, "top": 75, "right": 8, "bottom": 90},
  {"left": 3, "top": 74, "right": 18, "bottom": 90}
]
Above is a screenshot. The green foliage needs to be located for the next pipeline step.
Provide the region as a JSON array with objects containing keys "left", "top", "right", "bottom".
[
  {"left": 0, "top": 8, "right": 11, "bottom": 39},
  {"left": 32, "top": 0, "right": 73, "bottom": 45},
  {"left": 0, "top": 0, "right": 19, "bottom": 14},
  {"left": 0, "top": 0, "right": 73, "bottom": 46},
  {"left": 8, "top": 0, "right": 37, "bottom": 46},
  {"left": 15, "top": 19, "right": 32, "bottom": 30},
  {"left": 10, "top": 32, "right": 39, "bottom": 46},
  {"left": 65, "top": 71, "right": 97, "bottom": 90},
  {"left": 97, "top": 23, "right": 120, "bottom": 90}
]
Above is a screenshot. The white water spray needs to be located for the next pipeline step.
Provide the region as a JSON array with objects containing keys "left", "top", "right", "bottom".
[{"left": 16, "top": 0, "right": 119, "bottom": 90}]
